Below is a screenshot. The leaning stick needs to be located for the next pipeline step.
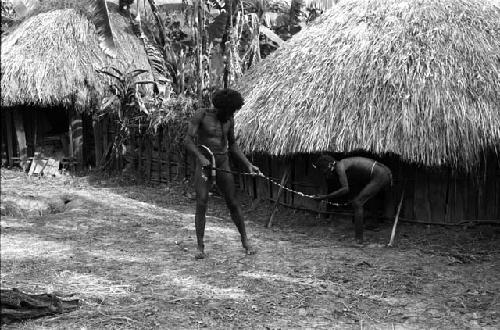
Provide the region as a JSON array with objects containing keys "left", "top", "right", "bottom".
[
  {"left": 267, "top": 166, "right": 291, "bottom": 228},
  {"left": 388, "top": 188, "right": 405, "bottom": 247}
]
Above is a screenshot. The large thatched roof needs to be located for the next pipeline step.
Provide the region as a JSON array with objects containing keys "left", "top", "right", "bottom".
[
  {"left": 235, "top": 0, "right": 500, "bottom": 169},
  {"left": 1, "top": 7, "right": 153, "bottom": 110}
]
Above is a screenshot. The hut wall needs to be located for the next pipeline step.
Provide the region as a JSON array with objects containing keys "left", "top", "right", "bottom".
[
  {"left": 104, "top": 124, "right": 197, "bottom": 183},
  {"left": 243, "top": 153, "right": 500, "bottom": 223},
  {"left": 110, "top": 124, "right": 499, "bottom": 223},
  {"left": 1, "top": 107, "right": 90, "bottom": 170},
  {"left": 1, "top": 110, "right": 15, "bottom": 167}
]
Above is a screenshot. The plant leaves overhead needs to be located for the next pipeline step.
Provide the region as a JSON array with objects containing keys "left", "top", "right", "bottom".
[{"left": 88, "top": 0, "right": 117, "bottom": 58}]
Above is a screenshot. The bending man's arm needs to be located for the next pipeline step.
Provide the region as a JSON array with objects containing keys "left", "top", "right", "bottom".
[{"left": 315, "top": 162, "right": 349, "bottom": 200}]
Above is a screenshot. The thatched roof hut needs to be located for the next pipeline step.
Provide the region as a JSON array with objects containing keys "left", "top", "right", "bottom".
[
  {"left": 235, "top": 0, "right": 500, "bottom": 170},
  {"left": 1, "top": 7, "right": 153, "bottom": 110}
]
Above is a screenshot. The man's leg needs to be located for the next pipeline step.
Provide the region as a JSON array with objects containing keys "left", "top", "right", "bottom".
[
  {"left": 216, "top": 160, "right": 256, "bottom": 255},
  {"left": 194, "top": 164, "right": 210, "bottom": 259},
  {"left": 352, "top": 179, "right": 386, "bottom": 244},
  {"left": 351, "top": 200, "right": 365, "bottom": 244}
]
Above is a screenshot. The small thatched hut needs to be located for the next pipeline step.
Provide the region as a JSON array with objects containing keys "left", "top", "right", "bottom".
[
  {"left": 1, "top": 5, "right": 153, "bottom": 169},
  {"left": 234, "top": 0, "right": 500, "bottom": 222}
]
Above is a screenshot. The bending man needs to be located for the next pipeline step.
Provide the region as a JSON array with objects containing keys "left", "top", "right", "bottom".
[
  {"left": 313, "top": 155, "right": 393, "bottom": 244},
  {"left": 184, "top": 88, "right": 259, "bottom": 259}
]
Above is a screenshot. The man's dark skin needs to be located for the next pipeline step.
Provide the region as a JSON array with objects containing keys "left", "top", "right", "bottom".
[
  {"left": 313, "top": 155, "right": 393, "bottom": 244},
  {"left": 184, "top": 89, "right": 259, "bottom": 259}
]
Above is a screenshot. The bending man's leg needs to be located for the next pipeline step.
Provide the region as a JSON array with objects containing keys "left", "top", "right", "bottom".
[
  {"left": 194, "top": 164, "right": 210, "bottom": 259},
  {"left": 352, "top": 179, "right": 386, "bottom": 244},
  {"left": 216, "top": 159, "right": 255, "bottom": 255}
]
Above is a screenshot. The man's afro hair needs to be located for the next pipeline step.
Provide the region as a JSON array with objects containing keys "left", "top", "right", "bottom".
[{"left": 212, "top": 88, "right": 245, "bottom": 112}]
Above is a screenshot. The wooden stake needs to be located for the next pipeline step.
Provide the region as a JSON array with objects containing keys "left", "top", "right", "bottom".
[
  {"left": 267, "top": 165, "right": 291, "bottom": 228},
  {"left": 388, "top": 188, "right": 405, "bottom": 247},
  {"left": 156, "top": 130, "right": 162, "bottom": 181},
  {"left": 70, "top": 113, "right": 83, "bottom": 169},
  {"left": 13, "top": 111, "right": 28, "bottom": 171},
  {"left": 194, "top": 0, "right": 204, "bottom": 107},
  {"left": 5, "top": 110, "right": 14, "bottom": 167},
  {"left": 93, "top": 119, "right": 102, "bottom": 166},
  {"left": 138, "top": 135, "right": 143, "bottom": 181}
]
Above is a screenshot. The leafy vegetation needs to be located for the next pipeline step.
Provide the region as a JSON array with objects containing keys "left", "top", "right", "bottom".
[{"left": 2, "top": 0, "right": 330, "bottom": 169}]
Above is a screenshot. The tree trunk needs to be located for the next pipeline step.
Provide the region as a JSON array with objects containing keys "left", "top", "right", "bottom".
[{"left": 1, "top": 289, "right": 79, "bottom": 325}]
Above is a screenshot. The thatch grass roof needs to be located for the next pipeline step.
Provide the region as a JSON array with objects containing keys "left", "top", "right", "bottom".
[
  {"left": 234, "top": 0, "right": 500, "bottom": 169},
  {"left": 1, "top": 7, "right": 153, "bottom": 110}
]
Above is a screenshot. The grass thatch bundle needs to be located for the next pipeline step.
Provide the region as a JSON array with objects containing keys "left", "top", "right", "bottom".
[
  {"left": 1, "top": 6, "right": 153, "bottom": 111},
  {"left": 147, "top": 96, "right": 197, "bottom": 153},
  {"left": 235, "top": 0, "right": 500, "bottom": 170}
]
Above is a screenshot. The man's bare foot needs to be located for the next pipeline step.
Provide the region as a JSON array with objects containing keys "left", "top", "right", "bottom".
[
  {"left": 242, "top": 241, "right": 256, "bottom": 255},
  {"left": 245, "top": 246, "right": 256, "bottom": 255},
  {"left": 195, "top": 250, "right": 206, "bottom": 259}
]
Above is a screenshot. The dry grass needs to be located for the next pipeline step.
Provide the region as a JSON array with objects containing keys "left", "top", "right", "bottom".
[
  {"left": 1, "top": 169, "right": 499, "bottom": 329},
  {"left": 234, "top": 0, "right": 500, "bottom": 170},
  {"left": 0, "top": 6, "right": 153, "bottom": 110}
]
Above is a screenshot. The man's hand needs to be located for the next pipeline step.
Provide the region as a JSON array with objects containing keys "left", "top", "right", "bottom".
[
  {"left": 247, "top": 164, "right": 262, "bottom": 176},
  {"left": 199, "top": 156, "right": 210, "bottom": 168},
  {"left": 312, "top": 194, "right": 328, "bottom": 200}
]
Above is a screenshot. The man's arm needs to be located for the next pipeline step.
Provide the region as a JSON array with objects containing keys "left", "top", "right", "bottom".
[
  {"left": 227, "top": 118, "right": 259, "bottom": 173},
  {"left": 184, "top": 110, "right": 209, "bottom": 166},
  {"left": 314, "top": 162, "right": 349, "bottom": 200}
]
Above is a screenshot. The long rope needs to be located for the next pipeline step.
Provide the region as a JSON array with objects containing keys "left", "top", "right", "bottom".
[{"left": 203, "top": 165, "right": 350, "bottom": 207}]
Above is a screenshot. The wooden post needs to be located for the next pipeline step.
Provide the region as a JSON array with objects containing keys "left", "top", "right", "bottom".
[
  {"left": 161, "top": 129, "right": 168, "bottom": 183},
  {"left": 388, "top": 187, "right": 405, "bottom": 247},
  {"left": 5, "top": 110, "right": 14, "bottom": 167},
  {"left": 291, "top": 158, "right": 296, "bottom": 206},
  {"left": 13, "top": 111, "right": 28, "bottom": 171},
  {"left": 69, "top": 112, "right": 84, "bottom": 168},
  {"left": 267, "top": 156, "right": 273, "bottom": 200},
  {"left": 193, "top": 0, "right": 204, "bottom": 107},
  {"left": 157, "top": 130, "right": 162, "bottom": 182},
  {"left": 183, "top": 151, "right": 188, "bottom": 179},
  {"left": 93, "top": 119, "right": 101, "bottom": 166},
  {"left": 483, "top": 154, "right": 497, "bottom": 220},
  {"left": 223, "top": 0, "right": 233, "bottom": 88},
  {"left": 102, "top": 117, "right": 109, "bottom": 162},
  {"left": 266, "top": 165, "right": 291, "bottom": 228},
  {"left": 146, "top": 139, "right": 152, "bottom": 182},
  {"left": 138, "top": 134, "right": 143, "bottom": 181},
  {"left": 497, "top": 162, "right": 500, "bottom": 220},
  {"left": 413, "top": 168, "right": 431, "bottom": 221},
  {"left": 33, "top": 111, "right": 38, "bottom": 155}
]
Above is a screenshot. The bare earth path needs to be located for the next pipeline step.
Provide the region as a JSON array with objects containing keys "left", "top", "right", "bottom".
[{"left": 1, "top": 169, "right": 499, "bottom": 329}]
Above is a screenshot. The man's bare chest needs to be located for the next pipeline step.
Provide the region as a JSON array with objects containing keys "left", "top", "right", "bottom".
[{"left": 200, "top": 115, "right": 230, "bottom": 137}]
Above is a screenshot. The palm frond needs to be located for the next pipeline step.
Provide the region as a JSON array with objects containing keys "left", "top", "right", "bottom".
[
  {"left": 109, "top": 66, "right": 124, "bottom": 77},
  {"left": 88, "top": 0, "right": 116, "bottom": 58},
  {"left": 125, "top": 69, "right": 150, "bottom": 80},
  {"left": 96, "top": 69, "right": 123, "bottom": 82},
  {"left": 260, "top": 25, "right": 284, "bottom": 46}
]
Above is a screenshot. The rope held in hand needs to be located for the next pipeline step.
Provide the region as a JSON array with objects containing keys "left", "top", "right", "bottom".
[{"left": 202, "top": 164, "right": 350, "bottom": 208}]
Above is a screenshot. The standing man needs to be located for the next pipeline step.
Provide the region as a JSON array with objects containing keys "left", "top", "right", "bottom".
[
  {"left": 184, "top": 88, "right": 259, "bottom": 259},
  {"left": 313, "top": 155, "right": 393, "bottom": 244}
]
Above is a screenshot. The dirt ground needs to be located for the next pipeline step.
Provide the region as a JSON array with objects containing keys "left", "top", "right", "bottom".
[{"left": 1, "top": 168, "right": 499, "bottom": 329}]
